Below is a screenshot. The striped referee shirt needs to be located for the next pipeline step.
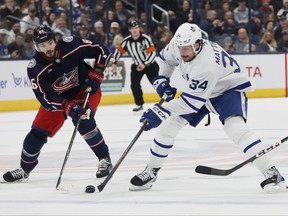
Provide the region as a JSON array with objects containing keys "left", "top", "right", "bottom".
[{"left": 112, "top": 33, "right": 156, "bottom": 66}]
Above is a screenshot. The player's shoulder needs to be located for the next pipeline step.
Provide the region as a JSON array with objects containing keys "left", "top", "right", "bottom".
[
  {"left": 58, "top": 35, "right": 81, "bottom": 46},
  {"left": 26, "top": 52, "right": 53, "bottom": 75},
  {"left": 27, "top": 56, "right": 46, "bottom": 77}
]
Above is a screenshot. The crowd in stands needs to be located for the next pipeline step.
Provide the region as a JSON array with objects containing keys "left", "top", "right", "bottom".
[{"left": 0, "top": 0, "right": 288, "bottom": 60}]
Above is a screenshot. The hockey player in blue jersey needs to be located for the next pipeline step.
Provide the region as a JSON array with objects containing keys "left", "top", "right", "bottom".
[
  {"left": 129, "top": 23, "right": 287, "bottom": 193},
  {"left": 2, "top": 24, "right": 113, "bottom": 182}
]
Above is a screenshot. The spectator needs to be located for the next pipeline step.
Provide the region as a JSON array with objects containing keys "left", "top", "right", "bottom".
[
  {"left": 223, "top": 35, "right": 235, "bottom": 53},
  {"left": 235, "top": 27, "right": 257, "bottom": 53},
  {"left": 263, "top": 20, "right": 276, "bottom": 32},
  {"left": 42, "top": 11, "right": 57, "bottom": 29},
  {"left": 156, "top": 30, "right": 173, "bottom": 54},
  {"left": 258, "top": 0, "right": 274, "bottom": 23},
  {"left": 176, "top": 0, "right": 200, "bottom": 25},
  {"left": 257, "top": 30, "right": 277, "bottom": 53},
  {"left": 93, "top": 20, "right": 106, "bottom": 44},
  {"left": 274, "top": 11, "right": 288, "bottom": 41},
  {"left": 20, "top": 5, "right": 40, "bottom": 34},
  {"left": 222, "top": 10, "right": 238, "bottom": 37},
  {"left": 93, "top": 1, "right": 105, "bottom": 22},
  {"left": 22, "top": 33, "right": 35, "bottom": 59},
  {"left": 24, "top": 27, "right": 34, "bottom": 36},
  {"left": 7, "top": 32, "right": 25, "bottom": 58},
  {"left": 139, "top": 21, "right": 147, "bottom": 34},
  {"left": 198, "top": 0, "right": 214, "bottom": 20},
  {"left": 20, "top": 0, "right": 35, "bottom": 15},
  {"left": 199, "top": 9, "right": 224, "bottom": 42},
  {"left": 76, "top": 25, "right": 89, "bottom": 39},
  {"left": 156, "top": 0, "right": 179, "bottom": 33},
  {"left": 0, "top": 0, "right": 22, "bottom": 27},
  {"left": 277, "top": 27, "right": 288, "bottom": 52},
  {"left": 109, "top": 33, "right": 123, "bottom": 54},
  {"left": 107, "top": 21, "right": 120, "bottom": 46},
  {"left": 6, "top": 21, "right": 20, "bottom": 44},
  {"left": 249, "top": 10, "right": 264, "bottom": 42},
  {"left": 114, "top": 0, "right": 134, "bottom": 36},
  {"left": 152, "top": 21, "right": 167, "bottom": 53},
  {"left": 233, "top": 0, "right": 253, "bottom": 28},
  {"left": 0, "top": 28, "right": 10, "bottom": 59},
  {"left": 218, "top": 0, "right": 232, "bottom": 21},
  {"left": 54, "top": 17, "right": 70, "bottom": 36}
]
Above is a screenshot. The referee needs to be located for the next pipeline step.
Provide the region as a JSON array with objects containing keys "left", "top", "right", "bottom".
[{"left": 111, "top": 20, "right": 159, "bottom": 112}]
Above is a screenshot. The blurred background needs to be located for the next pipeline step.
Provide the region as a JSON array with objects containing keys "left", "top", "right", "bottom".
[{"left": 0, "top": 0, "right": 287, "bottom": 59}]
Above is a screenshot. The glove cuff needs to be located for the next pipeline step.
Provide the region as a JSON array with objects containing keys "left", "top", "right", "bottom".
[
  {"left": 88, "top": 69, "right": 104, "bottom": 83},
  {"left": 152, "top": 104, "right": 170, "bottom": 120},
  {"left": 152, "top": 76, "right": 169, "bottom": 90}
]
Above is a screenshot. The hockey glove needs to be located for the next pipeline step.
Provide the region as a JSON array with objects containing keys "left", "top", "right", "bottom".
[
  {"left": 140, "top": 104, "right": 171, "bottom": 131},
  {"left": 83, "top": 65, "right": 105, "bottom": 95},
  {"left": 63, "top": 100, "right": 90, "bottom": 121},
  {"left": 153, "top": 76, "right": 177, "bottom": 102}
]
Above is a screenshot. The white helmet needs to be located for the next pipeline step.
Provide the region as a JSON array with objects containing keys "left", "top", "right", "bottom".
[{"left": 174, "top": 23, "right": 202, "bottom": 52}]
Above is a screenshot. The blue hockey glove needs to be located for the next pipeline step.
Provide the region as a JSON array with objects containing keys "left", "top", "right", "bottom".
[
  {"left": 83, "top": 66, "right": 104, "bottom": 95},
  {"left": 152, "top": 76, "right": 177, "bottom": 102},
  {"left": 140, "top": 104, "right": 171, "bottom": 131},
  {"left": 63, "top": 100, "right": 89, "bottom": 121}
]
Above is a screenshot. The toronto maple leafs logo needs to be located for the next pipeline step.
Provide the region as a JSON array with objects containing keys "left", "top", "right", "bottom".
[{"left": 52, "top": 67, "right": 79, "bottom": 93}]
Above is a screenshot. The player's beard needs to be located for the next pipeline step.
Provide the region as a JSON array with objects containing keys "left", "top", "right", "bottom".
[{"left": 45, "top": 49, "right": 54, "bottom": 58}]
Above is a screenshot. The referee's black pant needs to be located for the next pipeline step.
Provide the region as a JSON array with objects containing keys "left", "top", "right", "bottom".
[{"left": 130, "top": 61, "right": 159, "bottom": 106}]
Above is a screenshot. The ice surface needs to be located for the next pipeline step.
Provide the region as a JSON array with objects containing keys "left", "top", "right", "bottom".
[{"left": 1, "top": 98, "right": 288, "bottom": 215}]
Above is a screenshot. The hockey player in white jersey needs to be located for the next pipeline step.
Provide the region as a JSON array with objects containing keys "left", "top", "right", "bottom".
[{"left": 129, "top": 23, "right": 286, "bottom": 192}]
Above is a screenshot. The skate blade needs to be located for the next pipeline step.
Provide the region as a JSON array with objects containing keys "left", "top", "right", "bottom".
[
  {"left": 129, "top": 183, "right": 153, "bottom": 191},
  {"left": 264, "top": 182, "right": 288, "bottom": 193}
]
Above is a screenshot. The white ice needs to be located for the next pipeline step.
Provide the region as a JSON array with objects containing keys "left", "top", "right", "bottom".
[{"left": 1, "top": 98, "right": 288, "bottom": 215}]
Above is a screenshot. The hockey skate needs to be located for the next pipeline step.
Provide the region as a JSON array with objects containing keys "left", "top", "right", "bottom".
[
  {"left": 129, "top": 166, "right": 160, "bottom": 191},
  {"left": 132, "top": 105, "right": 143, "bottom": 112},
  {"left": 96, "top": 156, "right": 113, "bottom": 178},
  {"left": 261, "top": 166, "right": 287, "bottom": 193},
  {"left": 2, "top": 168, "right": 30, "bottom": 183}
]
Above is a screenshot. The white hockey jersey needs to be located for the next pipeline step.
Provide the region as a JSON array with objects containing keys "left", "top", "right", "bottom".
[{"left": 158, "top": 39, "right": 253, "bottom": 116}]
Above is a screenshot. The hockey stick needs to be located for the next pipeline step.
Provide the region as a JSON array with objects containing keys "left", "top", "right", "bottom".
[
  {"left": 6, "top": 15, "right": 38, "bottom": 27},
  {"left": 195, "top": 136, "right": 288, "bottom": 176},
  {"left": 97, "top": 97, "right": 166, "bottom": 192},
  {"left": 56, "top": 88, "right": 91, "bottom": 190}
]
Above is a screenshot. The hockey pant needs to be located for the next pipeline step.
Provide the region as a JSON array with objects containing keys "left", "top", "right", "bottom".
[
  {"left": 148, "top": 115, "right": 275, "bottom": 175},
  {"left": 20, "top": 90, "right": 109, "bottom": 171}
]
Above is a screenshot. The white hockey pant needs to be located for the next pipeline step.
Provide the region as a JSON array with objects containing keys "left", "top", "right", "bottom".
[
  {"left": 148, "top": 115, "right": 187, "bottom": 168},
  {"left": 223, "top": 116, "right": 274, "bottom": 173}
]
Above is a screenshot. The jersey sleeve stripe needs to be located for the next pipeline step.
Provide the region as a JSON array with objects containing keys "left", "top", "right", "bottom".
[
  {"left": 181, "top": 92, "right": 206, "bottom": 102},
  {"left": 180, "top": 95, "right": 201, "bottom": 112},
  {"left": 228, "top": 81, "right": 252, "bottom": 91}
]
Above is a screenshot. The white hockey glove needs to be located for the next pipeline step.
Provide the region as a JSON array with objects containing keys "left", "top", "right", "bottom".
[{"left": 153, "top": 76, "right": 177, "bottom": 102}]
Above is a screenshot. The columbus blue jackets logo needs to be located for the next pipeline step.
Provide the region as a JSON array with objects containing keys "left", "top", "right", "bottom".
[
  {"left": 52, "top": 67, "right": 79, "bottom": 93},
  {"left": 63, "top": 36, "right": 73, "bottom": 42},
  {"left": 27, "top": 59, "right": 36, "bottom": 68}
]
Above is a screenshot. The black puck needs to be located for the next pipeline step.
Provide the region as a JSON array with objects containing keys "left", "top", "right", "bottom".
[{"left": 85, "top": 185, "right": 95, "bottom": 193}]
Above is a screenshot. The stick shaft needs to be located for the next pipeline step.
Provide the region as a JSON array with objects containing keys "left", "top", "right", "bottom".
[
  {"left": 56, "top": 90, "right": 91, "bottom": 189},
  {"left": 195, "top": 136, "right": 288, "bottom": 176},
  {"left": 97, "top": 98, "right": 165, "bottom": 192}
]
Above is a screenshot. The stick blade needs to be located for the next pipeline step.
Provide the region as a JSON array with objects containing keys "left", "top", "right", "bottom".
[
  {"left": 97, "top": 183, "right": 104, "bottom": 192},
  {"left": 195, "top": 165, "right": 229, "bottom": 176},
  {"left": 195, "top": 165, "right": 213, "bottom": 175}
]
